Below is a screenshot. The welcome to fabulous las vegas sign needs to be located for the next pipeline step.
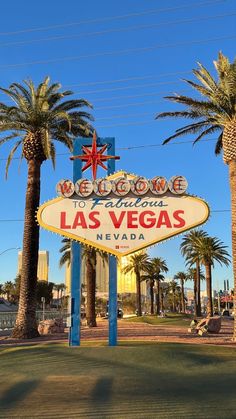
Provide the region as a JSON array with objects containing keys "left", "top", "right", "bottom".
[{"left": 37, "top": 171, "right": 210, "bottom": 257}]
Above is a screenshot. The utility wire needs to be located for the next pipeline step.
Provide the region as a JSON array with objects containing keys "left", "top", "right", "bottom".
[
  {"left": 0, "top": 80, "right": 191, "bottom": 98},
  {"left": 69, "top": 80, "right": 182, "bottom": 96},
  {"left": 0, "top": 0, "right": 226, "bottom": 36},
  {"left": 0, "top": 210, "right": 231, "bottom": 223},
  {"left": 0, "top": 34, "right": 235, "bottom": 69},
  {"left": 0, "top": 12, "right": 234, "bottom": 48},
  {"left": 93, "top": 89, "right": 190, "bottom": 104},
  {"left": 64, "top": 71, "right": 193, "bottom": 88},
  {"left": 0, "top": 137, "right": 223, "bottom": 163},
  {"left": 95, "top": 99, "right": 178, "bottom": 111}
]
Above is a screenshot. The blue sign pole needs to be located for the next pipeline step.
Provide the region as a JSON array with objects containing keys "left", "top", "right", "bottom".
[
  {"left": 70, "top": 136, "right": 118, "bottom": 346},
  {"left": 107, "top": 138, "right": 118, "bottom": 346},
  {"left": 69, "top": 140, "right": 82, "bottom": 346}
]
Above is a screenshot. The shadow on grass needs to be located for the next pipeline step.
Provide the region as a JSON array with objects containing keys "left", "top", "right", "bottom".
[
  {"left": 0, "top": 379, "right": 40, "bottom": 409},
  {"left": 1, "top": 343, "right": 236, "bottom": 412},
  {"left": 91, "top": 377, "right": 113, "bottom": 404}
]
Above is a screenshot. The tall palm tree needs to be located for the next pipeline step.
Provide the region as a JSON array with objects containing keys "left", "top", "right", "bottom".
[
  {"left": 122, "top": 252, "right": 151, "bottom": 316},
  {"left": 0, "top": 77, "right": 93, "bottom": 338},
  {"left": 141, "top": 261, "right": 165, "bottom": 315},
  {"left": 82, "top": 247, "right": 98, "bottom": 327},
  {"left": 156, "top": 52, "right": 236, "bottom": 336},
  {"left": 174, "top": 272, "right": 188, "bottom": 313},
  {"left": 167, "top": 280, "right": 181, "bottom": 312},
  {"left": 151, "top": 257, "right": 168, "bottom": 315},
  {"left": 181, "top": 230, "right": 208, "bottom": 316},
  {"left": 187, "top": 267, "right": 205, "bottom": 315},
  {"left": 186, "top": 236, "right": 231, "bottom": 317}
]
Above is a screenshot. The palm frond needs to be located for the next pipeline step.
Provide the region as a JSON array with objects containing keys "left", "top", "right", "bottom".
[
  {"left": 5, "top": 140, "right": 22, "bottom": 178},
  {"left": 0, "top": 132, "right": 19, "bottom": 146},
  {"left": 50, "top": 142, "right": 56, "bottom": 169},
  {"left": 9, "top": 83, "right": 32, "bottom": 104},
  {"left": 162, "top": 121, "right": 209, "bottom": 144},
  {"left": 193, "top": 125, "right": 221, "bottom": 145},
  {"left": 215, "top": 133, "right": 223, "bottom": 155},
  {"left": 156, "top": 111, "right": 203, "bottom": 120},
  {"left": 194, "top": 62, "right": 217, "bottom": 91}
]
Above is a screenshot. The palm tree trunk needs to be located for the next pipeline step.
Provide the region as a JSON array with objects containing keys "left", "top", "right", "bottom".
[
  {"left": 229, "top": 160, "right": 236, "bottom": 341},
  {"left": 193, "top": 275, "right": 197, "bottom": 317},
  {"left": 12, "top": 160, "right": 41, "bottom": 338},
  {"left": 173, "top": 294, "right": 176, "bottom": 312},
  {"left": 196, "top": 259, "right": 202, "bottom": 316},
  {"left": 156, "top": 280, "right": 161, "bottom": 315},
  {"left": 181, "top": 279, "right": 185, "bottom": 313},
  {"left": 205, "top": 263, "right": 213, "bottom": 317},
  {"left": 161, "top": 291, "right": 164, "bottom": 313},
  {"left": 136, "top": 272, "right": 142, "bottom": 316},
  {"left": 86, "top": 261, "right": 97, "bottom": 327},
  {"left": 150, "top": 280, "right": 154, "bottom": 315}
]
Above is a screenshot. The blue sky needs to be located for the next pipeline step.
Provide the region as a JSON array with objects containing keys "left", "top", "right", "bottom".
[{"left": 0, "top": 0, "right": 235, "bottom": 291}]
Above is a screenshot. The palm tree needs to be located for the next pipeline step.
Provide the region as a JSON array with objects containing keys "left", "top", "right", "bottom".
[
  {"left": 82, "top": 247, "right": 98, "bottom": 327},
  {"left": 156, "top": 52, "right": 236, "bottom": 336},
  {"left": 141, "top": 264, "right": 157, "bottom": 315},
  {"left": 167, "top": 280, "right": 181, "bottom": 312},
  {"left": 2, "top": 281, "right": 15, "bottom": 302},
  {"left": 59, "top": 238, "right": 107, "bottom": 327},
  {"left": 187, "top": 236, "right": 231, "bottom": 317},
  {"left": 160, "top": 282, "right": 169, "bottom": 314},
  {"left": 141, "top": 262, "right": 164, "bottom": 315},
  {"left": 174, "top": 272, "right": 188, "bottom": 313},
  {"left": 180, "top": 230, "right": 208, "bottom": 316},
  {"left": 151, "top": 257, "right": 168, "bottom": 315},
  {"left": 122, "top": 252, "right": 151, "bottom": 316},
  {"left": 187, "top": 267, "right": 205, "bottom": 315},
  {"left": 0, "top": 77, "right": 93, "bottom": 338}
]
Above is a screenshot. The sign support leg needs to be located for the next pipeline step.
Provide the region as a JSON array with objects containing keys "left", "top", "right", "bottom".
[
  {"left": 69, "top": 139, "right": 83, "bottom": 346},
  {"left": 109, "top": 255, "right": 117, "bottom": 346},
  {"left": 107, "top": 138, "right": 118, "bottom": 346},
  {"left": 69, "top": 241, "right": 81, "bottom": 346}
]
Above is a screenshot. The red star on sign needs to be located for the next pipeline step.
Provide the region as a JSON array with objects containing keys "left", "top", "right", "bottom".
[{"left": 70, "top": 131, "right": 120, "bottom": 180}]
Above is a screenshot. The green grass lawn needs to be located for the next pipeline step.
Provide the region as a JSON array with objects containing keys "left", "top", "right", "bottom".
[
  {"left": 125, "top": 313, "right": 193, "bottom": 327},
  {"left": 0, "top": 342, "right": 236, "bottom": 418}
]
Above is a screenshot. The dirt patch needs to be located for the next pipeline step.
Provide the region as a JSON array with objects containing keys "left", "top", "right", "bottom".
[{"left": 0, "top": 318, "right": 235, "bottom": 347}]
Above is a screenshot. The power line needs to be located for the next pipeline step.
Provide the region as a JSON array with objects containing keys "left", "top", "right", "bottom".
[
  {"left": 0, "top": 137, "right": 223, "bottom": 163},
  {"left": 0, "top": 34, "right": 235, "bottom": 69},
  {"left": 0, "top": 209, "right": 231, "bottom": 223},
  {"left": 71, "top": 80, "right": 182, "bottom": 96},
  {"left": 95, "top": 99, "right": 176, "bottom": 111},
  {"left": 65, "top": 71, "right": 193, "bottom": 88},
  {"left": 96, "top": 112, "right": 153, "bottom": 121},
  {"left": 93, "top": 89, "right": 190, "bottom": 104},
  {"left": 0, "top": 0, "right": 226, "bottom": 37},
  {"left": 0, "top": 12, "right": 234, "bottom": 48},
  {"left": 0, "top": 80, "right": 190, "bottom": 98}
]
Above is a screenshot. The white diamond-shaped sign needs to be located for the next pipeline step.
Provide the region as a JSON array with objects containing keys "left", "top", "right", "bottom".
[{"left": 37, "top": 171, "right": 209, "bottom": 257}]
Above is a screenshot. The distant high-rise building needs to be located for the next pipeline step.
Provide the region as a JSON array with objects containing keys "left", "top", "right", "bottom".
[
  {"left": 18, "top": 250, "right": 49, "bottom": 281},
  {"left": 65, "top": 254, "right": 146, "bottom": 296}
]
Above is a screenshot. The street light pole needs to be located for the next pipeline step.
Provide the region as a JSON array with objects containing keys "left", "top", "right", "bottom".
[{"left": 0, "top": 247, "right": 20, "bottom": 257}]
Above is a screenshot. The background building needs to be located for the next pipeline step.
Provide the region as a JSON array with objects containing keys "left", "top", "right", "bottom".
[
  {"left": 65, "top": 254, "right": 147, "bottom": 297},
  {"left": 18, "top": 250, "right": 49, "bottom": 281}
]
